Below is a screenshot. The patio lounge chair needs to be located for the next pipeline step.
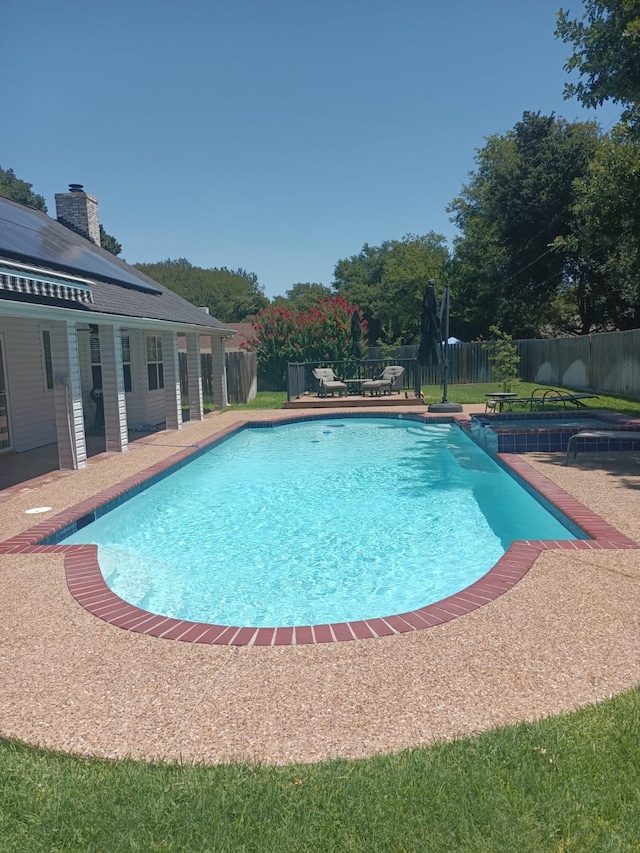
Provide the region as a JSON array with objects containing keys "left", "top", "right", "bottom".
[
  {"left": 564, "top": 429, "right": 640, "bottom": 465},
  {"left": 511, "top": 388, "right": 600, "bottom": 410},
  {"left": 362, "top": 365, "right": 405, "bottom": 396},
  {"left": 313, "top": 367, "right": 347, "bottom": 397}
]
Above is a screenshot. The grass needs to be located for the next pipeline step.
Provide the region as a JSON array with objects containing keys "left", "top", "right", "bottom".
[
  {"left": 226, "top": 384, "right": 640, "bottom": 417},
  {"left": 3, "top": 380, "right": 640, "bottom": 850},
  {"left": 423, "top": 382, "right": 640, "bottom": 417},
  {"left": 1, "top": 687, "right": 639, "bottom": 851},
  {"left": 227, "top": 390, "right": 287, "bottom": 410}
]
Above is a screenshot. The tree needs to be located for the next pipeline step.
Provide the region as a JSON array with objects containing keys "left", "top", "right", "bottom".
[
  {"left": 273, "top": 283, "right": 333, "bottom": 312},
  {"left": 560, "top": 126, "right": 640, "bottom": 330},
  {"left": 244, "top": 295, "right": 365, "bottom": 390},
  {"left": 447, "top": 112, "right": 601, "bottom": 338},
  {"left": 483, "top": 326, "right": 520, "bottom": 392},
  {"left": 0, "top": 166, "right": 47, "bottom": 211},
  {"left": 134, "top": 259, "right": 269, "bottom": 322},
  {"left": 99, "top": 224, "right": 122, "bottom": 256},
  {"left": 333, "top": 233, "right": 449, "bottom": 346},
  {"left": 556, "top": 1, "right": 640, "bottom": 130},
  {"left": 1, "top": 166, "right": 125, "bottom": 254}
]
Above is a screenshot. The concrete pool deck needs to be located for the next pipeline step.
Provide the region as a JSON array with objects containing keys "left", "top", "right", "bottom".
[{"left": 1, "top": 405, "right": 639, "bottom": 765}]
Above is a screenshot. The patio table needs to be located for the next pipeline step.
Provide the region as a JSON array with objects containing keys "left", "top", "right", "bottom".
[
  {"left": 344, "top": 378, "right": 364, "bottom": 396},
  {"left": 484, "top": 392, "right": 518, "bottom": 412}
]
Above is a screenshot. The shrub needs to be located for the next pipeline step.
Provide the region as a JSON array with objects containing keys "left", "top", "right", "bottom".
[
  {"left": 242, "top": 297, "right": 367, "bottom": 390},
  {"left": 483, "top": 325, "right": 520, "bottom": 392}
]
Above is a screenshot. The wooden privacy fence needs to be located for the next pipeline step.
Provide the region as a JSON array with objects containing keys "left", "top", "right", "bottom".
[
  {"left": 179, "top": 353, "right": 213, "bottom": 399},
  {"left": 380, "top": 331, "right": 640, "bottom": 397},
  {"left": 178, "top": 350, "right": 257, "bottom": 405},
  {"left": 366, "top": 344, "right": 493, "bottom": 387},
  {"left": 182, "top": 329, "right": 640, "bottom": 404},
  {"left": 517, "top": 329, "right": 640, "bottom": 398},
  {"left": 226, "top": 350, "right": 257, "bottom": 403}
]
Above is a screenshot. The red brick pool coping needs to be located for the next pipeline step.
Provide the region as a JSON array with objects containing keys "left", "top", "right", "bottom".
[{"left": 1, "top": 414, "right": 637, "bottom": 646}]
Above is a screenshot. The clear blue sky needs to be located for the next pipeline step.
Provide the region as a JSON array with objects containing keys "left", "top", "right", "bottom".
[{"left": 3, "top": 0, "right": 621, "bottom": 300}]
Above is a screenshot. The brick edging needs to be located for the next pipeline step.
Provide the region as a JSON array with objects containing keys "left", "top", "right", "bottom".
[{"left": 2, "top": 414, "right": 636, "bottom": 645}]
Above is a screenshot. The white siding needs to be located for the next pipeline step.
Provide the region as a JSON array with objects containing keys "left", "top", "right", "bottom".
[
  {"left": 50, "top": 320, "right": 86, "bottom": 469},
  {"left": 211, "top": 333, "right": 228, "bottom": 408},
  {"left": 185, "top": 332, "right": 204, "bottom": 420},
  {"left": 162, "top": 330, "right": 182, "bottom": 430},
  {"left": 77, "top": 329, "right": 97, "bottom": 426},
  {"left": 99, "top": 324, "right": 128, "bottom": 453},
  {"left": 0, "top": 318, "right": 56, "bottom": 452},
  {"left": 123, "top": 328, "right": 145, "bottom": 426},
  {"left": 123, "top": 329, "right": 167, "bottom": 428}
]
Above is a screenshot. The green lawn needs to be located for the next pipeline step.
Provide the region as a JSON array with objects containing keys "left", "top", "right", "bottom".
[
  {"left": 228, "top": 390, "right": 288, "bottom": 410},
  {"left": 422, "top": 381, "right": 640, "bottom": 417},
  {"left": 229, "top": 384, "right": 640, "bottom": 418},
  {"left": 3, "top": 382, "right": 639, "bottom": 851},
  {"left": 1, "top": 687, "right": 639, "bottom": 851}
]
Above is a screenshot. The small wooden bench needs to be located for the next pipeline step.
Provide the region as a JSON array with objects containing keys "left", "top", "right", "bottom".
[{"left": 564, "top": 430, "right": 640, "bottom": 465}]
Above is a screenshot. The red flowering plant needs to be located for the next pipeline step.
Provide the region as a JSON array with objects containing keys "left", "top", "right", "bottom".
[{"left": 242, "top": 296, "right": 367, "bottom": 390}]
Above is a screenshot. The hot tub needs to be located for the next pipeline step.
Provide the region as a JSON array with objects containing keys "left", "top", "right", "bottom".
[{"left": 470, "top": 411, "right": 627, "bottom": 453}]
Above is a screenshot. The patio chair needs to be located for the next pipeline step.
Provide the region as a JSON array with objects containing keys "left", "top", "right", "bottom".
[
  {"left": 362, "top": 365, "right": 405, "bottom": 396},
  {"left": 312, "top": 367, "right": 347, "bottom": 397},
  {"left": 512, "top": 388, "right": 600, "bottom": 411}
]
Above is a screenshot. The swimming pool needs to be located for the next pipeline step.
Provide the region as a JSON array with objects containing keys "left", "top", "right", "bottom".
[{"left": 61, "top": 417, "right": 581, "bottom": 628}]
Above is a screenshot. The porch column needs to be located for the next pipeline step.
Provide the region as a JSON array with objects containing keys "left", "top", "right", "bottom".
[
  {"left": 185, "top": 332, "right": 204, "bottom": 421},
  {"left": 211, "top": 334, "right": 228, "bottom": 409},
  {"left": 162, "top": 330, "right": 182, "bottom": 430},
  {"left": 50, "top": 320, "right": 87, "bottom": 470},
  {"left": 99, "top": 324, "right": 128, "bottom": 453}
]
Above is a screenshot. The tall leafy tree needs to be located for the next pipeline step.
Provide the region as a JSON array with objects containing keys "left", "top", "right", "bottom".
[
  {"left": 135, "top": 258, "right": 269, "bottom": 322},
  {"left": 99, "top": 224, "right": 122, "bottom": 256},
  {"left": 556, "top": 1, "right": 640, "bottom": 130},
  {"left": 273, "top": 282, "right": 333, "bottom": 312},
  {"left": 0, "top": 166, "right": 47, "bottom": 211},
  {"left": 333, "top": 233, "right": 449, "bottom": 346},
  {"left": 448, "top": 112, "right": 601, "bottom": 338},
  {"left": 245, "top": 295, "right": 365, "bottom": 390},
  {"left": 561, "top": 127, "right": 640, "bottom": 330}
]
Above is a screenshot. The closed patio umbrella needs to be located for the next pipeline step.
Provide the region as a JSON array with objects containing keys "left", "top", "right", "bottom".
[
  {"left": 419, "top": 280, "right": 463, "bottom": 413},
  {"left": 350, "top": 307, "right": 362, "bottom": 361},
  {"left": 416, "top": 281, "right": 441, "bottom": 395}
]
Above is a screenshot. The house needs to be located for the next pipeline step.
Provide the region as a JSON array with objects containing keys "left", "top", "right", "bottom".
[
  {"left": 223, "top": 322, "right": 258, "bottom": 352},
  {"left": 0, "top": 185, "right": 233, "bottom": 471},
  {"left": 175, "top": 322, "right": 257, "bottom": 355}
]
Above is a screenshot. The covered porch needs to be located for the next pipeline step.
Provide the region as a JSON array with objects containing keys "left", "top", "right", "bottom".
[
  {"left": 0, "top": 305, "right": 230, "bottom": 473},
  {"left": 0, "top": 428, "right": 160, "bottom": 495}
]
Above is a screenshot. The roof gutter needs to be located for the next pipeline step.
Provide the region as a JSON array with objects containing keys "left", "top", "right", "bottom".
[{"left": 0, "top": 297, "right": 233, "bottom": 336}]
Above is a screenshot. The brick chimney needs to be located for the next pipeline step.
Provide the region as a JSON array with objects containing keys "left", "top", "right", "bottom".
[{"left": 55, "top": 184, "right": 101, "bottom": 245}]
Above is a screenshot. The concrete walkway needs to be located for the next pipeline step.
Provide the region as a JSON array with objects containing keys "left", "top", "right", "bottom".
[{"left": 0, "top": 406, "right": 639, "bottom": 765}]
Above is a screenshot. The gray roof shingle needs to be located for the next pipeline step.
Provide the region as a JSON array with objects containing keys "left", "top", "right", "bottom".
[{"left": 0, "top": 195, "right": 231, "bottom": 332}]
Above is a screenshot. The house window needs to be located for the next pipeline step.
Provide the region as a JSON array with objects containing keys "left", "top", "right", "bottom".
[
  {"left": 90, "top": 328, "right": 102, "bottom": 390},
  {"left": 42, "top": 330, "right": 54, "bottom": 391},
  {"left": 121, "top": 334, "right": 132, "bottom": 393},
  {"left": 146, "top": 335, "right": 164, "bottom": 390}
]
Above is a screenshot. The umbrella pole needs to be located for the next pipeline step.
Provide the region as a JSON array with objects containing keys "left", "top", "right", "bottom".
[
  {"left": 427, "top": 283, "right": 463, "bottom": 413},
  {"left": 441, "top": 285, "right": 449, "bottom": 404}
]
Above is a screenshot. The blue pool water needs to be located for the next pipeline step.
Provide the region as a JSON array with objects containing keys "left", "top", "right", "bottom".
[{"left": 63, "top": 418, "right": 579, "bottom": 627}]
